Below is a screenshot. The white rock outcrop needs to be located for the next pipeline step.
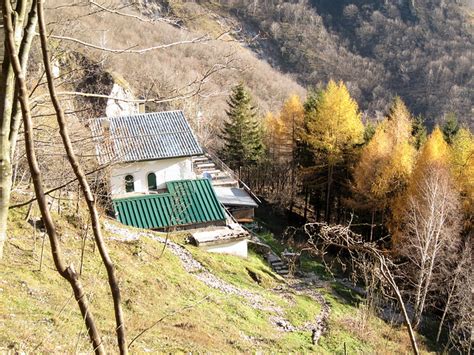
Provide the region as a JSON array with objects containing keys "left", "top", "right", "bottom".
[{"left": 105, "top": 83, "right": 139, "bottom": 118}]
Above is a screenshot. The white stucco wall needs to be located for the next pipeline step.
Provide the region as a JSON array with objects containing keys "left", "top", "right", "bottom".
[
  {"left": 110, "top": 157, "right": 195, "bottom": 196},
  {"left": 201, "top": 239, "right": 248, "bottom": 258}
]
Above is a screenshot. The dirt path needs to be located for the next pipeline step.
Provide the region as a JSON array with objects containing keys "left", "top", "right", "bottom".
[{"left": 105, "top": 221, "right": 330, "bottom": 340}]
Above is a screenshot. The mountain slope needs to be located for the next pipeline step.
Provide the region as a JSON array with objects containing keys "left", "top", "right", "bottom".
[
  {"left": 172, "top": 0, "right": 473, "bottom": 126},
  {"left": 43, "top": 0, "right": 305, "bottom": 150}
]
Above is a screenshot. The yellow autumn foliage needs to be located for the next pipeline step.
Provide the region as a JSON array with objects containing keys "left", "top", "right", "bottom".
[
  {"left": 412, "top": 126, "right": 450, "bottom": 177},
  {"left": 280, "top": 94, "right": 305, "bottom": 132},
  {"left": 386, "top": 96, "right": 413, "bottom": 144},
  {"left": 451, "top": 127, "right": 474, "bottom": 216},
  {"left": 392, "top": 126, "right": 459, "bottom": 247},
  {"left": 353, "top": 98, "right": 416, "bottom": 209},
  {"left": 264, "top": 94, "right": 304, "bottom": 164},
  {"left": 305, "top": 80, "right": 364, "bottom": 164},
  {"left": 353, "top": 126, "right": 391, "bottom": 205}
]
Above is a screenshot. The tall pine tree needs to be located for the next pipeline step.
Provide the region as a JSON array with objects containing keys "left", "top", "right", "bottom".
[{"left": 220, "top": 83, "right": 263, "bottom": 170}]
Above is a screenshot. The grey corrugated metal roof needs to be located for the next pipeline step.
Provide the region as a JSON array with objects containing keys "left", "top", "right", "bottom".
[
  {"left": 91, "top": 111, "right": 203, "bottom": 164},
  {"left": 214, "top": 187, "right": 259, "bottom": 208}
]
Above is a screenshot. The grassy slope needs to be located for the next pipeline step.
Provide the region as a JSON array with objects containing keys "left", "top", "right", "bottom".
[{"left": 0, "top": 204, "right": 428, "bottom": 353}]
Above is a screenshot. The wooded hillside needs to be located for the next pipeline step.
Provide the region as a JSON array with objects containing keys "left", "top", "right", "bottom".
[{"left": 181, "top": 0, "right": 473, "bottom": 126}]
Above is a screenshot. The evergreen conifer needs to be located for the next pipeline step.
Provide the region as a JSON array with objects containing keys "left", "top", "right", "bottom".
[{"left": 220, "top": 83, "right": 263, "bottom": 170}]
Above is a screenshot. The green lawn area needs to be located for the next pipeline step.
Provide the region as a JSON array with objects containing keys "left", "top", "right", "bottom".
[{"left": 1, "top": 203, "right": 431, "bottom": 353}]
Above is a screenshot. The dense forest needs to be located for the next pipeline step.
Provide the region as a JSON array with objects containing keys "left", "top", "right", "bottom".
[
  {"left": 220, "top": 80, "right": 473, "bottom": 353},
  {"left": 209, "top": 0, "right": 473, "bottom": 126}
]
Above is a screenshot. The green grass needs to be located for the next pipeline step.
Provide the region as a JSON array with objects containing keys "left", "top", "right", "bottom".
[
  {"left": 300, "top": 253, "right": 331, "bottom": 278},
  {"left": 1, "top": 202, "right": 431, "bottom": 353},
  {"left": 285, "top": 294, "right": 322, "bottom": 327},
  {"left": 255, "top": 230, "right": 285, "bottom": 255}
]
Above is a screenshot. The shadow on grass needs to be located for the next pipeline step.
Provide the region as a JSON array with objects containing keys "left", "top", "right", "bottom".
[{"left": 330, "top": 281, "right": 363, "bottom": 308}]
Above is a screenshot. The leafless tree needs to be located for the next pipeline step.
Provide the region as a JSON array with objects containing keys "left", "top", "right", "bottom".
[
  {"left": 395, "top": 165, "right": 461, "bottom": 329},
  {"left": 36, "top": 0, "right": 128, "bottom": 352},
  {"left": 292, "top": 221, "right": 420, "bottom": 355},
  {"left": 436, "top": 233, "right": 472, "bottom": 353}
]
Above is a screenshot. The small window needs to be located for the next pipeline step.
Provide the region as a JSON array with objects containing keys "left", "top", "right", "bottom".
[
  {"left": 125, "top": 174, "right": 134, "bottom": 192},
  {"left": 147, "top": 172, "right": 157, "bottom": 191}
]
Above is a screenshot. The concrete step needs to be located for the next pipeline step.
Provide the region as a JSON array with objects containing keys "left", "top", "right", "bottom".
[
  {"left": 196, "top": 163, "right": 216, "bottom": 169},
  {"left": 195, "top": 163, "right": 216, "bottom": 169},
  {"left": 271, "top": 261, "right": 285, "bottom": 267},
  {"left": 193, "top": 156, "right": 210, "bottom": 163},
  {"left": 267, "top": 254, "right": 280, "bottom": 263},
  {"left": 213, "top": 173, "right": 234, "bottom": 180},
  {"left": 197, "top": 169, "right": 221, "bottom": 176}
]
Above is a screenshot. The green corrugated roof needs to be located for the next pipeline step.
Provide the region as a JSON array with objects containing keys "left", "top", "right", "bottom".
[{"left": 112, "top": 179, "right": 226, "bottom": 229}]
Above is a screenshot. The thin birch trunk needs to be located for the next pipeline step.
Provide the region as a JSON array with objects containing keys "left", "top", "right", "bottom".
[
  {"left": 436, "top": 272, "right": 458, "bottom": 342},
  {"left": 369, "top": 209, "right": 375, "bottom": 242},
  {"left": 325, "top": 164, "right": 333, "bottom": 222},
  {"left": 380, "top": 260, "right": 419, "bottom": 355},
  {"left": 0, "top": 0, "right": 37, "bottom": 259}
]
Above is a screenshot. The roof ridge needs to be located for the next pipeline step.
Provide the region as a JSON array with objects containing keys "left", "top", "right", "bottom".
[{"left": 97, "top": 110, "right": 184, "bottom": 120}]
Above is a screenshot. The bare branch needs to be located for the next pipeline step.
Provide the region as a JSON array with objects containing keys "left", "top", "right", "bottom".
[
  {"left": 37, "top": 0, "right": 128, "bottom": 350},
  {"left": 89, "top": 1, "right": 183, "bottom": 27},
  {"left": 47, "top": 33, "right": 210, "bottom": 53},
  {"left": 2, "top": 0, "right": 105, "bottom": 351},
  {"left": 31, "top": 58, "right": 234, "bottom": 104},
  {"left": 10, "top": 163, "right": 110, "bottom": 209},
  {"left": 294, "top": 221, "right": 420, "bottom": 355}
]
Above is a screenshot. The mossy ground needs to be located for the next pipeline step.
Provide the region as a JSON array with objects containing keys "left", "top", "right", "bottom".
[{"left": 1, "top": 203, "right": 430, "bottom": 353}]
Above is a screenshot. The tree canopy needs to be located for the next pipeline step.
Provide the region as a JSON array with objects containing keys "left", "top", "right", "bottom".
[{"left": 305, "top": 80, "right": 364, "bottom": 165}]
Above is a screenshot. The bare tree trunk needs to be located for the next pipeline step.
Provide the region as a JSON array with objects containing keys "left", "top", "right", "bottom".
[
  {"left": 380, "top": 261, "right": 419, "bottom": 355},
  {"left": 413, "top": 231, "right": 442, "bottom": 329},
  {"left": 0, "top": 45, "right": 15, "bottom": 259},
  {"left": 304, "top": 187, "right": 309, "bottom": 220},
  {"left": 369, "top": 209, "right": 375, "bottom": 242},
  {"left": 0, "top": 158, "right": 12, "bottom": 258},
  {"left": 436, "top": 272, "right": 458, "bottom": 343},
  {"left": 36, "top": 1, "right": 127, "bottom": 352},
  {"left": 0, "top": 0, "right": 38, "bottom": 259},
  {"left": 325, "top": 164, "right": 333, "bottom": 223},
  {"left": 302, "top": 222, "right": 420, "bottom": 355},
  {"left": 2, "top": 1, "right": 105, "bottom": 352}
]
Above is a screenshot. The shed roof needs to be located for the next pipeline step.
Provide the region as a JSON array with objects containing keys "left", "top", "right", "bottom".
[
  {"left": 191, "top": 228, "right": 248, "bottom": 246},
  {"left": 213, "top": 187, "right": 259, "bottom": 208},
  {"left": 91, "top": 111, "right": 203, "bottom": 164},
  {"left": 112, "top": 179, "right": 226, "bottom": 230}
]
